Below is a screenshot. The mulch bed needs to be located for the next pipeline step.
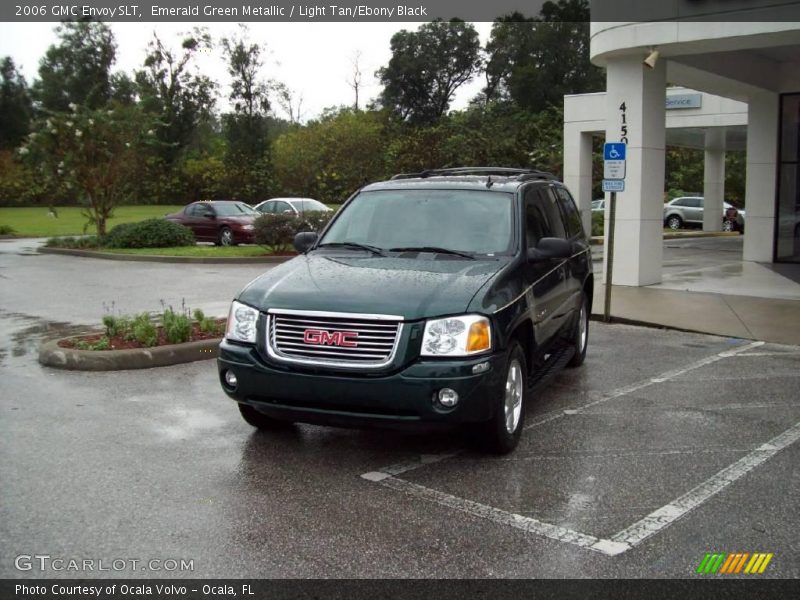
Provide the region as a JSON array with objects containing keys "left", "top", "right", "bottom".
[{"left": 58, "top": 320, "right": 225, "bottom": 350}]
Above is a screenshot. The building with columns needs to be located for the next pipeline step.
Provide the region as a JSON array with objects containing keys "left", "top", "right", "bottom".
[{"left": 563, "top": 11, "right": 800, "bottom": 286}]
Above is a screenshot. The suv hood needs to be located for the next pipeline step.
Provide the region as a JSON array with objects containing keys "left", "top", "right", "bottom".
[{"left": 238, "top": 254, "right": 508, "bottom": 321}]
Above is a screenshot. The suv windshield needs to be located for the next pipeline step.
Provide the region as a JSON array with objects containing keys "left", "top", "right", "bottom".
[
  {"left": 214, "top": 202, "right": 256, "bottom": 216},
  {"left": 319, "top": 189, "right": 514, "bottom": 256}
]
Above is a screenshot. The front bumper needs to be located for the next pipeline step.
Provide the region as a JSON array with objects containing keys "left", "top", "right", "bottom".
[{"left": 217, "top": 339, "right": 506, "bottom": 428}]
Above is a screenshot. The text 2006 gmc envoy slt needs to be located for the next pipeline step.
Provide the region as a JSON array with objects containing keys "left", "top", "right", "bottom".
[{"left": 218, "top": 168, "right": 592, "bottom": 453}]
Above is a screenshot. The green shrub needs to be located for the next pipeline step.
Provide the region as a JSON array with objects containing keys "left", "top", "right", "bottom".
[
  {"left": 131, "top": 313, "right": 157, "bottom": 347},
  {"left": 0, "top": 224, "right": 16, "bottom": 235},
  {"left": 45, "top": 235, "right": 102, "bottom": 249},
  {"left": 253, "top": 211, "right": 335, "bottom": 252},
  {"left": 193, "top": 308, "right": 220, "bottom": 335},
  {"left": 297, "top": 211, "right": 334, "bottom": 234},
  {"left": 162, "top": 308, "right": 192, "bottom": 344},
  {"left": 102, "top": 314, "right": 131, "bottom": 338},
  {"left": 105, "top": 219, "right": 195, "bottom": 249},
  {"left": 253, "top": 213, "right": 298, "bottom": 252},
  {"left": 76, "top": 336, "right": 110, "bottom": 351}
]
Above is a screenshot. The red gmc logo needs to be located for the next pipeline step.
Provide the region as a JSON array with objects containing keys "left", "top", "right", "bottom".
[{"left": 303, "top": 329, "right": 359, "bottom": 347}]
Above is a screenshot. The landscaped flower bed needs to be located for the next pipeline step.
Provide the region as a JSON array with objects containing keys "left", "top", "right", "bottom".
[{"left": 57, "top": 306, "right": 224, "bottom": 351}]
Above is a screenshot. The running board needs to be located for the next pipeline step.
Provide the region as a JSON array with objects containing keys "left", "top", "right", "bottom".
[{"left": 527, "top": 343, "right": 575, "bottom": 391}]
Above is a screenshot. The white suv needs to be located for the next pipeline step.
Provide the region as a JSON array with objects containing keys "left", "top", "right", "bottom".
[{"left": 663, "top": 196, "right": 745, "bottom": 232}]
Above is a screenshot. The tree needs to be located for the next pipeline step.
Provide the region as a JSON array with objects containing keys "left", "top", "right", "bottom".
[
  {"left": 377, "top": 19, "right": 482, "bottom": 124},
  {"left": 220, "top": 26, "right": 274, "bottom": 201},
  {"left": 221, "top": 27, "right": 270, "bottom": 161},
  {"left": 0, "top": 57, "right": 33, "bottom": 150},
  {"left": 33, "top": 21, "right": 117, "bottom": 112},
  {"left": 135, "top": 29, "right": 217, "bottom": 166},
  {"left": 484, "top": 1, "right": 604, "bottom": 111},
  {"left": 272, "top": 82, "right": 304, "bottom": 124},
  {"left": 21, "top": 104, "right": 154, "bottom": 235},
  {"left": 347, "top": 51, "right": 363, "bottom": 111},
  {"left": 273, "top": 109, "right": 388, "bottom": 202}
]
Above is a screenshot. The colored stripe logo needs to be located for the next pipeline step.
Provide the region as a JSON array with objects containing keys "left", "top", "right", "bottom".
[{"left": 696, "top": 552, "right": 773, "bottom": 574}]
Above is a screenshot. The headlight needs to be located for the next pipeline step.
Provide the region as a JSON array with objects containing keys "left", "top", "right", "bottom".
[
  {"left": 225, "top": 301, "right": 259, "bottom": 344},
  {"left": 421, "top": 315, "right": 491, "bottom": 357},
  {"left": 241, "top": 224, "right": 254, "bottom": 231}
]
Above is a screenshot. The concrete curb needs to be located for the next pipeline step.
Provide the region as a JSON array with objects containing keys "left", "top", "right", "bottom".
[
  {"left": 38, "top": 246, "right": 292, "bottom": 264},
  {"left": 39, "top": 337, "right": 221, "bottom": 371}
]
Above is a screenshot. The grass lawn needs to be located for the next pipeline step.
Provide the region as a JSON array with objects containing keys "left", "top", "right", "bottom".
[
  {"left": 102, "top": 245, "right": 286, "bottom": 257},
  {"left": 0, "top": 205, "right": 184, "bottom": 237}
]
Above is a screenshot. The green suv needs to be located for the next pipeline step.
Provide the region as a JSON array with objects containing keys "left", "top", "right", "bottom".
[{"left": 218, "top": 168, "right": 592, "bottom": 453}]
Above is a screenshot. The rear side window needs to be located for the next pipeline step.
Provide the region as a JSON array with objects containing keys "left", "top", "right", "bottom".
[
  {"left": 555, "top": 187, "right": 584, "bottom": 238},
  {"left": 523, "top": 187, "right": 566, "bottom": 246}
]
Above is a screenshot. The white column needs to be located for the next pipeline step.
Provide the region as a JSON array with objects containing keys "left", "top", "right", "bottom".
[
  {"left": 563, "top": 125, "right": 594, "bottom": 236},
  {"left": 703, "top": 129, "right": 725, "bottom": 232},
  {"left": 603, "top": 55, "right": 666, "bottom": 286},
  {"left": 743, "top": 91, "right": 779, "bottom": 262}
]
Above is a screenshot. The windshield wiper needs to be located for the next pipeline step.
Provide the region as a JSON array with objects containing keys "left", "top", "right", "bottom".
[
  {"left": 316, "top": 242, "right": 386, "bottom": 256},
  {"left": 388, "top": 246, "right": 475, "bottom": 259}
]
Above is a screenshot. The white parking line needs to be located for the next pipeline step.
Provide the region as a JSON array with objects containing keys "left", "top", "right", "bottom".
[
  {"left": 610, "top": 420, "right": 800, "bottom": 548},
  {"left": 359, "top": 340, "right": 796, "bottom": 556},
  {"left": 378, "top": 475, "right": 630, "bottom": 556}
]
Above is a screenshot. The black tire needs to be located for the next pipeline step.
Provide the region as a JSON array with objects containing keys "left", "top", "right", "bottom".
[
  {"left": 666, "top": 215, "right": 683, "bottom": 230},
  {"left": 218, "top": 226, "right": 234, "bottom": 246},
  {"left": 478, "top": 341, "right": 527, "bottom": 455},
  {"left": 238, "top": 403, "right": 292, "bottom": 430},
  {"left": 567, "top": 292, "right": 589, "bottom": 368}
]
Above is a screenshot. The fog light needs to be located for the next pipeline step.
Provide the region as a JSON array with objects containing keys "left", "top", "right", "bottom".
[
  {"left": 224, "top": 370, "right": 238, "bottom": 389},
  {"left": 438, "top": 388, "right": 459, "bottom": 407}
]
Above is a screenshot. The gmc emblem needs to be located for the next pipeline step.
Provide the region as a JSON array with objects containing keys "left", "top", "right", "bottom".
[{"left": 303, "top": 329, "right": 359, "bottom": 347}]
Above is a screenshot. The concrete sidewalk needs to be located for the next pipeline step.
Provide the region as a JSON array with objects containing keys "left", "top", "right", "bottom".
[{"left": 592, "top": 262, "right": 800, "bottom": 345}]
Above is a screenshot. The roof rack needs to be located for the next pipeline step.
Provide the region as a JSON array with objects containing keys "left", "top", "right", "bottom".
[{"left": 390, "top": 167, "right": 557, "bottom": 181}]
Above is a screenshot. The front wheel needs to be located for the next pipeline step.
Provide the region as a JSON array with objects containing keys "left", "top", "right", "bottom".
[
  {"left": 478, "top": 342, "right": 527, "bottom": 454},
  {"left": 567, "top": 293, "right": 589, "bottom": 368},
  {"left": 666, "top": 215, "right": 683, "bottom": 230}
]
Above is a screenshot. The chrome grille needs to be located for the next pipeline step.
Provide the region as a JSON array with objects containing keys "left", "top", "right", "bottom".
[{"left": 266, "top": 309, "right": 402, "bottom": 368}]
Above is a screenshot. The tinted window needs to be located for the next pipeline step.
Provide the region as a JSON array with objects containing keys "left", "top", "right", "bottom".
[
  {"left": 189, "top": 203, "right": 214, "bottom": 216},
  {"left": 540, "top": 189, "right": 567, "bottom": 239},
  {"left": 675, "top": 197, "right": 702, "bottom": 208},
  {"left": 524, "top": 192, "right": 549, "bottom": 248},
  {"left": 213, "top": 202, "right": 256, "bottom": 216},
  {"left": 273, "top": 201, "right": 293, "bottom": 214},
  {"left": 295, "top": 199, "right": 329, "bottom": 212},
  {"left": 555, "top": 187, "right": 584, "bottom": 237},
  {"left": 320, "top": 189, "right": 514, "bottom": 256}
]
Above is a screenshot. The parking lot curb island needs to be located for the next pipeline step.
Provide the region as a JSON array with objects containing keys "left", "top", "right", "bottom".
[{"left": 38, "top": 337, "right": 221, "bottom": 371}]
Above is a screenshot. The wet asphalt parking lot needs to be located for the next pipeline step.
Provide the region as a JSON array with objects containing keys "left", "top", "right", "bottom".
[{"left": 1, "top": 237, "right": 798, "bottom": 578}]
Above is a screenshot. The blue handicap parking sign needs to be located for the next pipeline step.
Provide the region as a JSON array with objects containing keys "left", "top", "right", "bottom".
[{"left": 604, "top": 143, "right": 626, "bottom": 161}]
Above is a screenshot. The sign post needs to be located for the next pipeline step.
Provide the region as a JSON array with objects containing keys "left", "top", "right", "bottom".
[{"left": 602, "top": 142, "right": 626, "bottom": 323}]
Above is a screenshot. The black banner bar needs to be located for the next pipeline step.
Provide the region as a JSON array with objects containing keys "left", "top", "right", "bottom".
[
  {"left": 2, "top": 579, "right": 799, "bottom": 600},
  {"left": 2, "top": 0, "right": 799, "bottom": 22}
]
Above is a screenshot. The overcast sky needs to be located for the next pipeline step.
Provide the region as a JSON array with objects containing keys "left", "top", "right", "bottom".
[{"left": 0, "top": 22, "right": 494, "bottom": 121}]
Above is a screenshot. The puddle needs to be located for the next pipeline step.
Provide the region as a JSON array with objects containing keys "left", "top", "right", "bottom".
[{"left": 0, "top": 311, "right": 90, "bottom": 362}]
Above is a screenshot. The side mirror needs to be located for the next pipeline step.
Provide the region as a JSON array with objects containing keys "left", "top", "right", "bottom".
[
  {"left": 294, "top": 231, "right": 318, "bottom": 253},
  {"left": 283, "top": 209, "right": 293, "bottom": 215},
  {"left": 527, "top": 237, "right": 572, "bottom": 262}
]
